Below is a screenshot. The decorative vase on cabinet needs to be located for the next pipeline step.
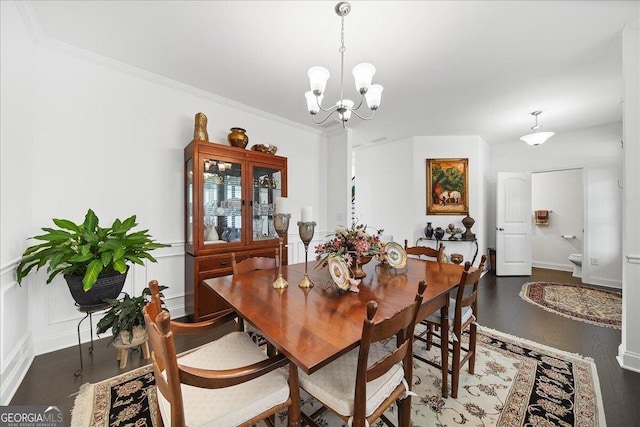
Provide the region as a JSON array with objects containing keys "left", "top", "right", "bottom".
[
  {"left": 184, "top": 139, "right": 287, "bottom": 321},
  {"left": 227, "top": 127, "right": 249, "bottom": 149}
]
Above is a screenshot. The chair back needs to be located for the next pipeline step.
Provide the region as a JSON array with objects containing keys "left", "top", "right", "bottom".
[
  {"left": 452, "top": 255, "right": 487, "bottom": 328},
  {"left": 352, "top": 281, "right": 427, "bottom": 425},
  {"left": 143, "top": 302, "right": 186, "bottom": 426},
  {"left": 231, "top": 249, "right": 278, "bottom": 275},
  {"left": 404, "top": 240, "right": 445, "bottom": 262}
]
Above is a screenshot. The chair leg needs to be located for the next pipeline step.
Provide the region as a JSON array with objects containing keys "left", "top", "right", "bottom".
[
  {"left": 397, "top": 396, "right": 411, "bottom": 427},
  {"left": 451, "top": 333, "right": 462, "bottom": 398},
  {"left": 468, "top": 323, "right": 477, "bottom": 374},
  {"left": 425, "top": 323, "right": 433, "bottom": 350}
]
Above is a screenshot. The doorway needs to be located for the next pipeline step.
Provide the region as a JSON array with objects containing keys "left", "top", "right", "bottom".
[{"left": 531, "top": 168, "right": 585, "bottom": 277}]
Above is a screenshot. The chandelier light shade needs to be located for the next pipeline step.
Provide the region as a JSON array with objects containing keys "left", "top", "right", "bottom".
[
  {"left": 520, "top": 111, "right": 554, "bottom": 146},
  {"left": 305, "top": 2, "right": 383, "bottom": 127}
]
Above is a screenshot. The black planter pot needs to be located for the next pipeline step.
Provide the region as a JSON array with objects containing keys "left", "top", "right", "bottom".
[{"left": 65, "top": 267, "right": 128, "bottom": 309}]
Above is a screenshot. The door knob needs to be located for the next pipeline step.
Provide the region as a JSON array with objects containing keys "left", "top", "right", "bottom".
[{"left": 497, "top": 227, "right": 504, "bottom": 231}]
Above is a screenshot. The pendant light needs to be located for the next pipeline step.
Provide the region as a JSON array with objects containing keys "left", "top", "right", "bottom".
[{"left": 520, "top": 111, "right": 554, "bottom": 146}]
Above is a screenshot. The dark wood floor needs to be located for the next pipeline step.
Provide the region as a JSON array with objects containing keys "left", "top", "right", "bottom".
[{"left": 11, "top": 268, "right": 640, "bottom": 426}]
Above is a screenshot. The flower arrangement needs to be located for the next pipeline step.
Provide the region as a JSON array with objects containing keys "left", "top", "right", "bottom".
[{"left": 315, "top": 222, "right": 384, "bottom": 268}]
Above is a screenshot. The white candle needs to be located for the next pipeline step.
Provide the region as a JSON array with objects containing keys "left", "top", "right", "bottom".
[
  {"left": 301, "top": 206, "right": 313, "bottom": 222},
  {"left": 275, "top": 197, "right": 288, "bottom": 214}
]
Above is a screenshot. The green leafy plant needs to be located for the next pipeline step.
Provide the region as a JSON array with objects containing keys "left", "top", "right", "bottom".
[
  {"left": 96, "top": 285, "right": 168, "bottom": 344},
  {"left": 16, "top": 209, "right": 164, "bottom": 291}
]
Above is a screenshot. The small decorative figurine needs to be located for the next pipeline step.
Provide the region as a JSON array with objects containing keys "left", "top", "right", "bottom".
[{"left": 194, "top": 112, "right": 209, "bottom": 141}]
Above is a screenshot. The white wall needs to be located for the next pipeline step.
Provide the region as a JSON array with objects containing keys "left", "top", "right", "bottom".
[
  {"left": 355, "top": 135, "right": 490, "bottom": 267},
  {"left": 490, "top": 122, "right": 623, "bottom": 288},
  {"left": 0, "top": 5, "right": 325, "bottom": 404},
  {"left": 618, "top": 24, "right": 640, "bottom": 372},
  {"left": 0, "top": 0, "right": 36, "bottom": 406},
  {"left": 531, "top": 169, "right": 584, "bottom": 272}
]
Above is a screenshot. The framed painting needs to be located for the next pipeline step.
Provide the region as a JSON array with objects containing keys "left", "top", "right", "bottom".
[{"left": 426, "top": 158, "right": 469, "bottom": 215}]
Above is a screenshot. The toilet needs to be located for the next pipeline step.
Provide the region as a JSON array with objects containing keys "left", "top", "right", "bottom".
[{"left": 568, "top": 254, "right": 582, "bottom": 278}]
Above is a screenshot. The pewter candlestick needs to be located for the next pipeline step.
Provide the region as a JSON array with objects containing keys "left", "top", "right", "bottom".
[
  {"left": 272, "top": 213, "right": 291, "bottom": 289},
  {"left": 297, "top": 221, "right": 316, "bottom": 288}
]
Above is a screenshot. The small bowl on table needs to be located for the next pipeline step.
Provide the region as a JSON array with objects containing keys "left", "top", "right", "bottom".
[{"left": 250, "top": 144, "right": 278, "bottom": 155}]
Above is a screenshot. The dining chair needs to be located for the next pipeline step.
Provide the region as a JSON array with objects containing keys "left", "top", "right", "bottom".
[
  {"left": 405, "top": 239, "right": 444, "bottom": 353},
  {"left": 416, "top": 255, "right": 487, "bottom": 398},
  {"left": 404, "top": 239, "right": 445, "bottom": 262},
  {"left": 297, "top": 281, "right": 427, "bottom": 427},
  {"left": 231, "top": 250, "right": 279, "bottom": 275},
  {"left": 231, "top": 250, "right": 278, "bottom": 352},
  {"left": 143, "top": 279, "right": 300, "bottom": 427}
]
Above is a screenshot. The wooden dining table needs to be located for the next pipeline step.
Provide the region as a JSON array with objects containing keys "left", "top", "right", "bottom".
[{"left": 204, "top": 257, "right": 466, "bottom": 398}]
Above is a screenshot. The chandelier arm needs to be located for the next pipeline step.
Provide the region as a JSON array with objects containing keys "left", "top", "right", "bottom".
[
  {"left": 350, "top": 94, "right": 366, "bottom": 111},
  {"left": 311, "top": 109, "right": 341, "bottom": 125},
  {"left": 347, "top": 108, "right": 375, "bottom": 121},
  {"left": 315, "top": 101, "right": 339, "bottom": 113}
]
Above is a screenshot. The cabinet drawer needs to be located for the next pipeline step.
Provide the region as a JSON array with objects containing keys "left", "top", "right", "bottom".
[{"left": 197, "top": 255, "right": 233, "bottom": 273}]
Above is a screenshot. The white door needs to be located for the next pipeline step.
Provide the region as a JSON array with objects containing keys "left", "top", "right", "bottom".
[{"left": 496, "top": 172, "right": 532, "bottom": 276}]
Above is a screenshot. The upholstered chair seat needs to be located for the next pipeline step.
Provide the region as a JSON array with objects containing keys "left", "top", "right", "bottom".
[
  {"left": 157, "top": 331, "right": 290, "bottom": 426},
  {"left": 298, "top": 343, "right": 405, "bottom": 419}
]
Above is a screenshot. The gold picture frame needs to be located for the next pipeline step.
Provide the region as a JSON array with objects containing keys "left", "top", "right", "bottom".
[{"left": 426, "top": 158, "right": 469, "bottom": 215}]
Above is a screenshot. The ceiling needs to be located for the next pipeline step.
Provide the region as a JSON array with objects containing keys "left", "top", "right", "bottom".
[{"left": 24, "top": 1, "right": 639, "bottom": 147}]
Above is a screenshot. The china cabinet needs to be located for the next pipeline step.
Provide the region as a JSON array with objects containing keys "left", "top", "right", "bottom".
[{"left": 184, "top": 139, "right": 287, "bottom": 320}]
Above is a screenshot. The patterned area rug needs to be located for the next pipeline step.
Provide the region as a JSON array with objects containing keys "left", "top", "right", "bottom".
[
  {"left": 520, "top": 282, "right": 622, "bottom": 329},
  {"left": 71, "top": 326, "right": 606, "bottom": 426}
]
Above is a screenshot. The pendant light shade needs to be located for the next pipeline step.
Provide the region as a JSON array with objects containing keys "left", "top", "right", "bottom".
[
  {"left": 520, "top": 131, "right": 555, "bottom": 146},
  {"left": 521, "top": 111, "right": 554, "bottom": 146}
]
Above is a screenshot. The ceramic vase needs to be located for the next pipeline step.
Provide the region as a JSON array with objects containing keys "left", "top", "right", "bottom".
[
  {"left": 227, "top": 127, "right": 249, "bottom": 148},
  {"left": 462, "top": 215, "right": 476, "bottom": 240},
  {"left": 433, "top": 227, "right": 445, "bottom": 240},
  {"left": 424, "top": 222, "right": 434, "bottom": 239},
  {"left": 193, "top": 112, "right": 209, "bottom": 141}
]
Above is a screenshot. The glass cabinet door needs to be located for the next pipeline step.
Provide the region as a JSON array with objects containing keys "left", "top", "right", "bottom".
[
  {"left": 186, "top": 158, "right": 194, "bottom": 247},
  {"left": 252, "top": 165, "right": 283, "bottom": 242},
  {"left": 203, "top": 158, "right": 242, "bottom": 245}
]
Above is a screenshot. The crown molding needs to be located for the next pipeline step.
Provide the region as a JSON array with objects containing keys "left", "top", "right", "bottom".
[{"left": 13, "top": 2, "right": 324, "bottom": 137}]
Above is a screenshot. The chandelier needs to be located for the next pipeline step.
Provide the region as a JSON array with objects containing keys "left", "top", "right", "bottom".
[
  {"left": 304, "top": 2, "right": 383, "bottom": 127},
  {"left": 520, "top": 111, "right": 554, "bottom": 146}
]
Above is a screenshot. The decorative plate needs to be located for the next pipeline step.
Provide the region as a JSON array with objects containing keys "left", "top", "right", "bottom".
[
  {"left": 328, "top": 256, "right": 351, "bottom": 291},
  {"left": 384, "top": 242, "right": 407, "bottom": 268}
]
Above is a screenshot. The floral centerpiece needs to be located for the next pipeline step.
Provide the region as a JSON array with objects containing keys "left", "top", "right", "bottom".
[{"left": 315, "top": 222, "right": 384, "bottom": 278}]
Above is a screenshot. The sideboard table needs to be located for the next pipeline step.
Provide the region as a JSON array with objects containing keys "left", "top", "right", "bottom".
[{"left": 416, "top": 237, "right": 479, "bottom": 264}]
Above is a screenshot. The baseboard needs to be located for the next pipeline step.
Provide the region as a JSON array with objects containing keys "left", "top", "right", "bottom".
[
  {"left": 532, "top": 261, "right": 572, "bottom": 272},
  {"left": 617, "top": 344, "right": 640, "bottom": 373},
  {"left": 584, "top": 276, "right": 622, "bottom": 289}
]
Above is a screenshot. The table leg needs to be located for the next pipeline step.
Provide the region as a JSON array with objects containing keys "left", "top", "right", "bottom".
[
  {"left": 287, "top": 364, "right": 301, "bottom": 427},
  {"left": 440, "top": 298, "right": 449, "bottom": 398}
]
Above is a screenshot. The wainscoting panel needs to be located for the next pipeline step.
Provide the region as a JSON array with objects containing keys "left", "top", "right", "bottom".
[
  {"left": 1, "top": 259, "right": 34, "bottom": 405},
  {"left": 30, "top": 244, "right": 185, "bottom": 355}
]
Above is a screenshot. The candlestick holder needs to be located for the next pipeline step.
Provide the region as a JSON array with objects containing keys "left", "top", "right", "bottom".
[
  {"left": 272, "top": 213, "right": 291, "bottom": 289},
  {"left": 297, "top": 221, "right": 316, "bottom": 288}
]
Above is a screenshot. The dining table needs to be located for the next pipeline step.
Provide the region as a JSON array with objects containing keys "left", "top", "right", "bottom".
[{"left": 204, "top": 256, "right": 467, "bottom": 397}]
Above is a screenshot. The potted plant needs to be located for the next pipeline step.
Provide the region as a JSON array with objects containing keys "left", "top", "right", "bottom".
[
  {"left": 16, "top": 209, "right": 164, "bottom": 307},
  {"left": 96, "top": 285, "right": 167, "bottom": 344}
]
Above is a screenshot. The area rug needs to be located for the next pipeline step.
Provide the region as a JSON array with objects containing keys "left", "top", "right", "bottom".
[
  {"left": 71, "top": 326, "right": 606, "bottom": 426},
  {"left": 520, "top": 282, "right": 622, "bottom": 329}
]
